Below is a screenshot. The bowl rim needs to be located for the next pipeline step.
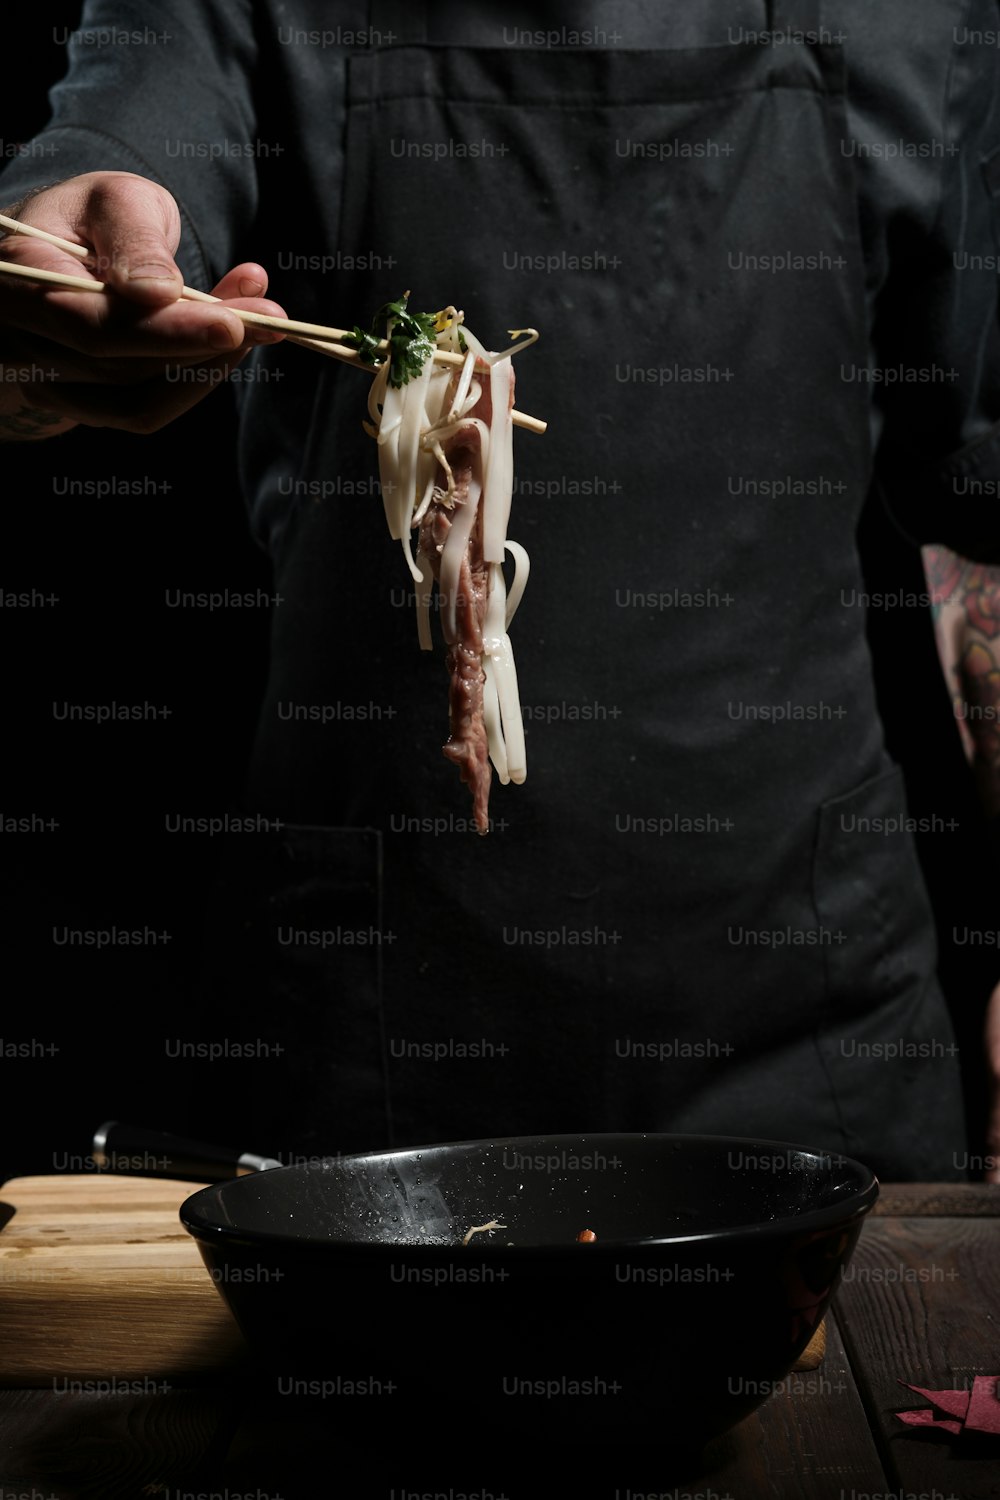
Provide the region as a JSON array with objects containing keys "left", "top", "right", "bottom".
[{"left": 179, "top": 1131, "right": 879, "bottom": 1252}]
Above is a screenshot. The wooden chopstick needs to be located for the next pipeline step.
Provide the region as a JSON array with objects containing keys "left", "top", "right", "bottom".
[
  {"left": 0, "top": 257, "right": 401, "bottom": 343},
  {"left": 0, "top": 215, "right": 546, "bottom": 433},
  {"left": 0, "top": 213, "right": 442, "bottom": 344},
  {"left": 0, "top": 214, "right": 92, "bottom": 258}
]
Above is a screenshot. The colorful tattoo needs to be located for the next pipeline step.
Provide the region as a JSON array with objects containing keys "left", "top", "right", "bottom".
[
  {"left": 925, "top": 545, "right": 1000, "bottom": 811},
  {"left": 924, "top": 545, "right": 965, "bottom": 620}
]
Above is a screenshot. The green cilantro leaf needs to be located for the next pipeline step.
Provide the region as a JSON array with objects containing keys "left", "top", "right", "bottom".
[{"left": 343, "top": 293, "right": 439, "bottom": 387}]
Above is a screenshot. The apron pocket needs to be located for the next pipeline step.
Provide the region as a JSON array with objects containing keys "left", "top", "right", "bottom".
[
  {"left": 812, "top": 763, "right": 938, "bottom": 1016},
  {"left": 811, "top": 764, "right": 965, "bottom": 1173}
]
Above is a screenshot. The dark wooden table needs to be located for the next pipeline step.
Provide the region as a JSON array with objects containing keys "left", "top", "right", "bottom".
[{"left": 1, "top": 1183, "right": 997, "bottom": 1498}]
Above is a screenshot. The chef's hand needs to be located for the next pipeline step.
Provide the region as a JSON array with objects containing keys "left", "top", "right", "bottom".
[
  {"left": 0, "top": 170, "right": 287, "bottom": 439},
  {"left": 985, "top": 981, "right": 1000, "bottom": 1184}
]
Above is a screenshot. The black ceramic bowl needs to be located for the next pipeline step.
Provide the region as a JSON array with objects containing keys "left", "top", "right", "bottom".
[{"left": 180, "top": 1132, "right": 877, "bottom": 1442}]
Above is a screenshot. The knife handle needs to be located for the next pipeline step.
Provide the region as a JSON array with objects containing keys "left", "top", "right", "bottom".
[{"left": 91, "top": 1121, "right": 282, "bottom": 1180}]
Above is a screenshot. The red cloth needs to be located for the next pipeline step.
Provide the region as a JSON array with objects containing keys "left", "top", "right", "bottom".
[{"left": 896, "top": 1377, "right": 1000, "bottom": 1436}]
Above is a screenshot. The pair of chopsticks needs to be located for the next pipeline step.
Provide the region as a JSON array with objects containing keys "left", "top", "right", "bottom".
[{"left": 0, "top": 213, "right": 545, "bottom": 433}]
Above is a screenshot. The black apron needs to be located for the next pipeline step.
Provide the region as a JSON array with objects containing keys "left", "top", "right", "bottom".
[{"left": 209, "top": 0, "right": 967, "bottom": 1181}]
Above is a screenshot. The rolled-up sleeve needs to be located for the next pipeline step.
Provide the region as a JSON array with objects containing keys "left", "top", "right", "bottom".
[{"left": 0, "top": 0, "right": 259, "bottom": 290}]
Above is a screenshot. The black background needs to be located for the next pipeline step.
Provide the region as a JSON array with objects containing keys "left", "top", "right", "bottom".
[
  {"left": 1, "top": 5, "right": 995, "bottom": 1183},
  {"left": 2, "top": 3, "right": 274, "bottom": 1179}
]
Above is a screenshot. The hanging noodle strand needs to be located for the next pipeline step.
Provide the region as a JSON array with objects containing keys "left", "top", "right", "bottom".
[{"left": 361, "top": 303, "right": 537, "bottom": 819}]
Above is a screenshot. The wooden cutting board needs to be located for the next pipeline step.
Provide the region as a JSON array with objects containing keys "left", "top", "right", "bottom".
[
  {"left": 0, "top": 1175, "right": 248, "bottom": 1385},
  {"left": 0, "top": 1174, "right": 827, "bottom": 1388}
]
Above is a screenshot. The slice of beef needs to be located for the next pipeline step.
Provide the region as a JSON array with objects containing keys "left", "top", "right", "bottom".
[
  {"left": 416, "top": 355, "right": 516, "bottom": 833},
  {"left": 418, "top": 436, "right": 492, "bottom": 833}
]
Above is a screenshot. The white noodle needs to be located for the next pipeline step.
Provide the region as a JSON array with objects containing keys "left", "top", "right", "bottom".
[
  {"left": 481, "top": 660, "right": 509, "bottom": 783},
  {"left": 489, "top": 633, "right": 526, "bottom": 784},
  {"left": 503, "top": 540, "right": 530, "bottom": 630},
  {"left": 412, "top": 472, "right": 438, "bottom": 528},
  {"left": 368, "top": 359, "right": 390, "bottom": 425},
  {"left": 440, "top": 475, "right": 482, "bottom": 646},
  {"left": 414, "top": 554, "right": 434, "bottom": 652},
  {"left": 377, "top": 390, "right": 403, "bottom": 538},
  {"left": 482, "top": 355, "right": 513, "bottom": 565},
  {"left": 481, "top": 560, "right": 526, "bottom": 783},
  {"left": 362, "top": 306, "right": 534, "bottom": 807},
  {"left": 447, "top": 348, "right": 476, "bottom": 424},
  {"left": 398, "top": 356, "right": 437, "bottom": 579}
]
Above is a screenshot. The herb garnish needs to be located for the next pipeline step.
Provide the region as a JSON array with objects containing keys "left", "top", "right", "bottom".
[{"left": 344, "top": 293, "right": 439, "bottom": 388}]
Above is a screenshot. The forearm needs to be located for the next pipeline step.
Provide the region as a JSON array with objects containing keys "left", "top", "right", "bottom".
[
  {"left": 923, "top": 549, "right": 1000, "bottom": 1181},
  {"left": 924, "top": 544, "right": 1000, "bottom": 815}
]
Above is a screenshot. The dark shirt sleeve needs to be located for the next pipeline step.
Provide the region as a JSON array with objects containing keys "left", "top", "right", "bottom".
[
  {"left": 873, "top": 11, "right": 1000, "bottom": 563},
  {"left": 0, "top": 0, "right": 259, "bottom": 290}
]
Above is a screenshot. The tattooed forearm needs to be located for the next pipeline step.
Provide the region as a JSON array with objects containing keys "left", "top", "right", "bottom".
[
  {"left": 959, "top": 640, "right": 1000, "bottom": 815},
  {"left": 945, "top": 562, "right": 1000, "bottom": 639},
  {"left": 924, "top": 544, "right": 1000, "bottom": 809},
  {"left": 924, "top": 544, "right": 964, "bottom": 619},
  {"left": 922, "top": 544, "right": 1000, "bottom": 628},
  {"left": 0, "top": 405, "right": 69, "bottom": 440}
]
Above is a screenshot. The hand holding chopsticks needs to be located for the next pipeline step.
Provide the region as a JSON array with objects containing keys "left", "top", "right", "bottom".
[
  {"left": 0, "top": 204, "right": 546, "bottom": 433},
  {"left": 0, "top": 173, "right": 302, "bottom": 436}
]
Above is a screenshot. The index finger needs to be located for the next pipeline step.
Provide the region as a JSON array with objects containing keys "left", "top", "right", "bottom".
[{"left": 0, "top": 262, "right": 287, "bottom": 357}]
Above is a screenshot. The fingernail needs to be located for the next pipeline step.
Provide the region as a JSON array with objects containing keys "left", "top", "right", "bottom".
[
  {"left": 127, "top": 264, "right": 177, "bottom": 283},
  {"left": 207, "top": 319, "right": 241, "bottom": 350},
  {"left": 239, "top": 276, "right": 265, "bottom": 296}
]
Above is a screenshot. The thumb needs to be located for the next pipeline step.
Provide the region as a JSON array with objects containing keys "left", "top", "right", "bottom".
[{"left": 78, "top": 171, "right": 185, "bottom": 306}]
